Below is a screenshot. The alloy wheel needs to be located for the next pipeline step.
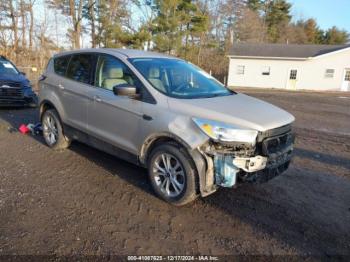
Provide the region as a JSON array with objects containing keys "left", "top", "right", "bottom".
[
  {"left": 43, "top": 114, "right": 58, "bottom": 146},
  {"left": 152, "top": 153, "right": 185, "bottom": 198}
]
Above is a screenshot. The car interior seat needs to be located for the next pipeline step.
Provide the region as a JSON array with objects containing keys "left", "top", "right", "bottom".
[
  {"left": 148, "top": 67, "right": 166, "bottom": 92},
  {"left": 102, "top": 67, "right": 128, "bottom": 90}
]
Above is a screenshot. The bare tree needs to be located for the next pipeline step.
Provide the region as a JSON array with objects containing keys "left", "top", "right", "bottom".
[
  {"left": 28, "top": 0, "right": 35, "bottom": 50},
  {"left": 47, "top": 0, "right": 84, "bottom": 48},
  {"left": 236, "top": 7, "right": 266, "bottom": 43},
  {"left": 86, "top": 0, "right": 96, "bottom": 47},
  {"left": 8, "top": 0, "right": 19, "bottom": 54},
  {"left": 20, "top": 0, "right": 27, "bottom": 48},
  {"left": 131, "top": 0, "right": 158, "bottom": 50}
]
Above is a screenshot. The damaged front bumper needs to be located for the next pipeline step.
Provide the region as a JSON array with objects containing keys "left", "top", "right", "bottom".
[
  {"left": 213, "top": 144, "right": 293, "bottom": 187},
  {"left": 197, "top": 125, "right": 294, "bottom": 196}
]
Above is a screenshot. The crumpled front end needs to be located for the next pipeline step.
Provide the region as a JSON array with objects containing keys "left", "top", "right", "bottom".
[{"left": 197, "top": 124, "right": 294, "bottom": 196}]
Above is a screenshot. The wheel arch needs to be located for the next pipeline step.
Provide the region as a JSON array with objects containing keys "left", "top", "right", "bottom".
[
  {"left": 139, "top": 132, "right": 192, "bottom": 166},
  {"left": 39, "top": 99, "right": 66, "bottom": 123},
  {"left": 139, "top": 133, "right": 213, "bottom": 196},
  {"left": 39, "top": 100, "right": 55, "bottom": 120}
]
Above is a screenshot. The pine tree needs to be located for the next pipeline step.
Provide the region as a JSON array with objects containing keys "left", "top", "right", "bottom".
[
  {"left": 247, "top": 0, "right": 263, "bottom": 12},
  {"left": 151, "top": 0, "right": 183, "bottom": 53},
  {"left": 323, "top": 26, "right": 349, "bottom": 45},
  {"left": 94, "top": 0, "right": 129, "bottom": 48},
  {"left": 151, "top": 0, "right": 208, "bottom": 55},
  {"left": 303, "top": 19, "right": 323, "bottom": 44},
  {"left": 265, "top": 0, "right": 292, "bottom": 43}
]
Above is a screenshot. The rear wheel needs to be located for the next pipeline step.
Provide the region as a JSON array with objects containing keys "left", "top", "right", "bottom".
[
  {"left": 42, "top": 109, "right": 70, "bottom": 150},
  {"left": 148, "top": 143, "right": 198, "bottom": 206}
]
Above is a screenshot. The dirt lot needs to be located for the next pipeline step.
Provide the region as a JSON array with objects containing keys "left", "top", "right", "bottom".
[{"left": 0, "top": 89, "right": 349, "bottom": 257}]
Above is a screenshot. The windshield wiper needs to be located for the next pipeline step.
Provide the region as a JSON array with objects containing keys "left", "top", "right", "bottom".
[{"left": 200, "top": 93, "right": 231, "bottom": 98}]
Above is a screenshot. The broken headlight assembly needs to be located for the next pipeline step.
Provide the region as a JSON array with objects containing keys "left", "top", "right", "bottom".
[{"left": 192, "top": 118, "right": 258, "bottom": 145}]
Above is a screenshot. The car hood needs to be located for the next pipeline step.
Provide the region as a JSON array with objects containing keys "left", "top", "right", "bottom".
[
  {"left": 0, "top": 73, "right": 29, "bottom": 85},
  {"left": 167, "top": 93, "right": 295, "bottom": 132}
]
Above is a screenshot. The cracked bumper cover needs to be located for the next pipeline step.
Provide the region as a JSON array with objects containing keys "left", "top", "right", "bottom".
[{"left": 232, "top": 155, "right": 268, "bottom": 172}]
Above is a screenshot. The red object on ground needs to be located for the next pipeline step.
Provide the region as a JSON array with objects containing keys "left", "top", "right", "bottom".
[{"left": 19, "top": 124, "right": 30, "bottom": 134}]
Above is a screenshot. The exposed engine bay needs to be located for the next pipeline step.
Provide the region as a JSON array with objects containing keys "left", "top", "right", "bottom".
[{"left": 199, "top": 124, "right": 294, "bottom": 191}]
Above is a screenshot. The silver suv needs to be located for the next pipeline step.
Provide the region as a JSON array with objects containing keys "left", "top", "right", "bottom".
[{"left": 39, "top": 49, "right": 295, "bottom": 205}]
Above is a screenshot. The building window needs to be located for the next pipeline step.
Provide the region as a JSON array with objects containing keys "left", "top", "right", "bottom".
[
  {"left": 262, "top": 66, "right": 270, "bottom": 76},
  {"left": 345, "top": 70, "right": 350, "bottom": 81},
  {"left": 325, "top": 69, "right": 335, "bottom": 78},
  {"left": 289, "top": 70, "right": 297, "bottom": 80},
  {"left": 236, "top": 65, "right": 245, "bottom": 75}
]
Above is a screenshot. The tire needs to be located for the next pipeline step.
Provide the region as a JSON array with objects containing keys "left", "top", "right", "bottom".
[
  {"left": 42, "top": 109, "right": 70, "bottom": 150},
  {"left": 148, "top": 143, "right": 198, "bottom": 206}
]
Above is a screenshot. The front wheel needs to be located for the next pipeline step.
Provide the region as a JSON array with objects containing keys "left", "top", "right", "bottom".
[{"left": 148, "top": 143, "right": 198, "bottom": 206}]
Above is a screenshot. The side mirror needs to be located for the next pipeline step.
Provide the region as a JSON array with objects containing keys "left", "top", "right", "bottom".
[
  {"left": 113, "top": 84, "right": 138, "bottom": 98},
  {"left": 20, "top": 71, "right": 26, "bottom": 76}
]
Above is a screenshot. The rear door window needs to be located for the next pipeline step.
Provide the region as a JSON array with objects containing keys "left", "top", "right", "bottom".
[
  {"left": 54, "top": 55, "right": 71, "bottom": 76},
  {"left": 66, "top": 54, "right": 95, "bottom": 85}
]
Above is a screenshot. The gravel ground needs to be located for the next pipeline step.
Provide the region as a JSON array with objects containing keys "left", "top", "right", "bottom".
[{"left": 0, "top": 89, "right": 349, "bottom": 257}]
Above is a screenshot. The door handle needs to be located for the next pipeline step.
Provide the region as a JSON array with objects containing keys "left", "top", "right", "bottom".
[
  {"left": 58, "top": 84, "right": 65, "bottom": 90},
  {"left": 142, "top": 114, "right": 153, "bottom": 121},
  {"left": 94, "top": 96, "right": 102, "bottom": 102}
]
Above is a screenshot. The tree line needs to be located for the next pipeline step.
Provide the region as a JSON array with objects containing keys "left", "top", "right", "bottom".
[{"left": 0, "top": 0, "right": 349, "bottom": 83}]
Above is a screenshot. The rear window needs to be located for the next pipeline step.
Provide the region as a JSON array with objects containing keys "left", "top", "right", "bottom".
[
  {"left": 66, "top": 54, "right": 94, "bottom": 84},
  {"left": 54, "top": 55, "right": 71, "bottom": 76}
]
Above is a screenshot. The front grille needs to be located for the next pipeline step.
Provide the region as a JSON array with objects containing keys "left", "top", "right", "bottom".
[
  {"left": 262, "top": 132, "right": 294, "bottom": 155},
  {"left": 0, "top": 87, "right": 23, "bottom": 98},
  {"left": 0, "top": 81, "right": 22, "bottom": 88}
]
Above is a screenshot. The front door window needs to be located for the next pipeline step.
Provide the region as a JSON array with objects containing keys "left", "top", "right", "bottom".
[{"left": 95, "top": 55, "right": 138, "bottom": 91}]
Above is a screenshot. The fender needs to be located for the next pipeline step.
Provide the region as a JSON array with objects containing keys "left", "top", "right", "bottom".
[
  {"left": 39, "top": 92, "right": 66, "bottom": 123},
  {"left": 139, "top": 132, "right": 192, "bottom": 164}
]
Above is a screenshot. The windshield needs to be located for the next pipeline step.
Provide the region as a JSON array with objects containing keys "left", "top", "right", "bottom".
[
  {"left": 0, "top": 59, "right": 20, "bottom": 75},
  {"left": 129, "top": 58, "right": 233, "bottom": 99}
]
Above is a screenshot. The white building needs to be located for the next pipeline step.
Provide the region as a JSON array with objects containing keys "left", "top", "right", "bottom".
[{"left": 227, "top": 43, "right": 350, "bottom": 91}]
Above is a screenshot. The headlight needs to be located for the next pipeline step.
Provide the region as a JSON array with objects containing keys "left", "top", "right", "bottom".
[{"left": 192, "top": 118, "right": 258, "bottom": 145}]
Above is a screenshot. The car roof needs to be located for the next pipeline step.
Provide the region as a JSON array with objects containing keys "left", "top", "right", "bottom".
[{"left": 53, "top": 48, "right": 177, "bottom": 59}]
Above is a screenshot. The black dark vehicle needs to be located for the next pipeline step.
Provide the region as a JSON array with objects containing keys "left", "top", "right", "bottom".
[{"left": 0, "top": 56, "right": 37, "bottom": 107}]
